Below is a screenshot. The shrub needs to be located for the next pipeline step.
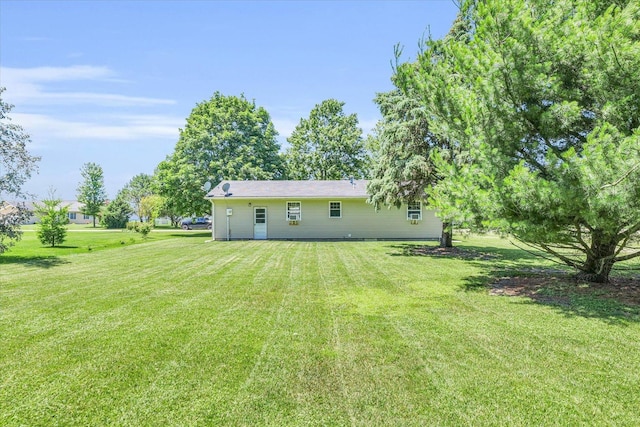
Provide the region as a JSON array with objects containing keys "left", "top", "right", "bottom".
[
  {"left": 34, "top": 195, "right": 69, "bottom": 247},
  {"left": 138, "top": 222, "right": 152, "bottom": 239},
  {"left": 126, "top": 221, "right": 152, "bottom": 238},
  {"left": 101, "top": 197, "right": 132, "bottom": 229}
]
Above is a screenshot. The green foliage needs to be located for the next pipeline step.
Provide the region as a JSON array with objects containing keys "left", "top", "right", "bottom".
[
  {"left": 137, "top": 222, "right": 152, "bottom": 238},
  {"left": 156, "top": 195, "right": 182, "bottom": 228},
  {"left": 402, "top": 0, "right": 640, "bottom": 281},
  {"left": 126, "top": 220, "right": 152, "bottom": 238},
  {"left": 0, "top": 202, "right": 31, "bottom": 254},
  {"left": 126, "top": 221, "right": 139, "bottom": 232},
  {"left": 156, "top": 92, "right": 283, "bottom": 216},
  {"left": 285, "top": 99, "right": 369, "bottom": 180},
  {"left": 76, "top": 162, "right": 107, "bottom": 227},
  {"left": 0, "top": 88, "right": 40, "bottom": 199},
  {"left": 100, "top": 193, "right": 133, "bottom": 229},
  {"left": 0, "top": 87, "right": 40, "bottom": 254},
  {"left": 139, "top": 194, "right": 163, "bottom": 224},
  {"left": 366, "top": 88, "right": 456, "bottom": 246},
  {"left": 122, "top": 173, "right": 154, "bottom": 222},
  {"left": 34, "top": 193, "right": 69, "bottom": 247},
  {"left": 368, "top": 90, "right": 433, "bottom": 208}
]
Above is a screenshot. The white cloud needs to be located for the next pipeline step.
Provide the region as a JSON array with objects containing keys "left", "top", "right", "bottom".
[
  {"left": 0, "top": 64, "right": 181, "bottom": 147},
  {"left": 13, "top": 112, "right": 181, "bottom": 143},
  {"left": 1, "top": 65, "right": 175, "bottom": 106},
  {"left": 7, "top": 65, "right": 113, "bottom": 82}
]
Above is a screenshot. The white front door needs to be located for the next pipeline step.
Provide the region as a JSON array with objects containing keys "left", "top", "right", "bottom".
[{"left": 254, "top": 207, "right": 267, "bottom": 240}]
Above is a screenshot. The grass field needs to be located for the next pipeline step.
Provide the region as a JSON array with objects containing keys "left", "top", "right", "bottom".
[
  {"left": 0, "top": 225, "right": 184, "bottom": 262},
  {"left": 1, "top": 232, "right": 639, "bottom": 425}
]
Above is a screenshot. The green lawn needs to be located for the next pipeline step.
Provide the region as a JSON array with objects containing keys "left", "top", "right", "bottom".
[
  {"left": 1, "top": 234, "right": 639, "bottom": 426},
  {"left": 1, "top": 225, "right": 190, "bottom": 262}
]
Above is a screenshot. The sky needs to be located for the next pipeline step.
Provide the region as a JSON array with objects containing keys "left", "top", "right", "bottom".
[{"left": 1, "top": 0, "right": 459, "bottom": 200}]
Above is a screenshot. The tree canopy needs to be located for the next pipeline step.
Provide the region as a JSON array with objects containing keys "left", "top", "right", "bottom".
[
  {"left": 76, "top": 162, "right": 107, "bottom": 227},
  {"left": 367, "top": 87, "right": 455, "bottom": 246},
  {"left": 156, "top": 92, "right": 283, "bottom": 216},
  {"left": 35, "top": 191, "right": 68, "bottom": 247},
  {"left": 0, "top": 87, "right": 40, "bottom": 254},
  {"left": 401, "top": 0, "right": 640, "bottom": 282},
  {"left": 122, "top": 173, "right": 154, "bottom": 222},
  {"left": 100, "top": 191, "right": 133, "bottom": 229},
  {"left": 285, "top": 99, "right": 369, "bottom": 180}
]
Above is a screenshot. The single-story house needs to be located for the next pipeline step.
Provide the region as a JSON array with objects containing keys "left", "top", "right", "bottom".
[
  {"left": 64, "top": 201, "right": 95, "bottom": 225},
  {"left": 19, "top": 200, "right": 95, "bottom": 225},
  {"left": 205, "top": 180, "right": 442, "bottom": 240}
]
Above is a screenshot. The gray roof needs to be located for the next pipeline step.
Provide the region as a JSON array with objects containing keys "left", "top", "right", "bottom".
[
  {"left": 206, "top": 180, "right": 370, "bottom": 199},
  {"left": 7, "top": 200, "right": 87, "bottom": 212}
]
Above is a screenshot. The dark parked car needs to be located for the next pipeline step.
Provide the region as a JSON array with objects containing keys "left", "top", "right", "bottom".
[{"left": 181, "top": 217, "right": 212, "bottom": 230}]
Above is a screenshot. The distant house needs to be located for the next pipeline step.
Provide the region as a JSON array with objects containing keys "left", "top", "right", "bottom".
[
  {"left": 0, "top": 202, "right": 20, "bottom": 218},
  {"left": 63, "top": 201, "right": 94, "bottom": 225},
  {"left": 20, "top": 200, "right": 95, "bottom": 225},
  {"left": 205, "top": 180, "right": 442, "bottom": 241}
]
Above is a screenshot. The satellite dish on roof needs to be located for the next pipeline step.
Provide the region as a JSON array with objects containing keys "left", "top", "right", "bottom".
[
  {"left": 203, "top": 181, "right": 212, "bottom": 192},
  {"left": 222, "top": 182, "right": 231, "bottom": 195}
]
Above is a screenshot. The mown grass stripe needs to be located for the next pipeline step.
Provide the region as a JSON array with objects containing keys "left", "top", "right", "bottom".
[{"left": 1, "top": 235, "right": 639, "bottom": 425}]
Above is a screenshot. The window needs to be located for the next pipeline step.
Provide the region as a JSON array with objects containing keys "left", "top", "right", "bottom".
[
  {"left": 286, "top": 201, "right": 301, "bottom": 221},
  {"left": 83, "top": 214, "right": 91, "bottom": 220},
  {"left": 68, "top": 212, "right": 77, "bottom": 220},
  {"left": 254, "top": 208, "right": 266, "bottom": 224},
  {"left": 407, "top": 201, "right": 422, "bottom": 220},
  {"left": 329, "top": 201, "right": 342, "bottom": 218}
]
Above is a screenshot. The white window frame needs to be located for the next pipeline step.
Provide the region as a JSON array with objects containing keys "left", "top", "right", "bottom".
[
  {"left": 329, "top": 201, "right": 342, "bottom": 218},
  {"left": 286, "top": 201, "right": 301, "bottom": 221},
  {"left": 407, "top": 201, "right": 422, "bottom": 220},
  {"left": 68, "top": 212, "right": 77, "bottom": 220}
]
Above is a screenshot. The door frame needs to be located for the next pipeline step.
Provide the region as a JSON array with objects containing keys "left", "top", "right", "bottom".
[{"left": 253, "top": 206, "right": 267, "bottom": 240}]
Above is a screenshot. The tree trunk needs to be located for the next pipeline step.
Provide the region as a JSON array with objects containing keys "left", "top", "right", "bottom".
[
  {"left": 578, "top": 232, "right": 617, "bottom": 283},
  {"left": 440, "top": 221, "right": 453, "bottom": 248}
]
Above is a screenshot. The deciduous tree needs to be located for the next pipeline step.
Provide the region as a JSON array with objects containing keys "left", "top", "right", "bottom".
[
  {"left": 76, "top": 162, "right": 107, "bottom": 227},
  {"left": 139, "top": 194, "right": 164, "bottom": 225},
  {"left": 0, "top": 87, "right": 40, "bottom": 254},
  {"left": 285, "top": 99, "right": 369, "bottom": 180},
  {"left": 156, "top": 92, "right": 283, "bottom": 215},
  {"left": 122, "top": 173, "right": 153, "bottom": 222}
]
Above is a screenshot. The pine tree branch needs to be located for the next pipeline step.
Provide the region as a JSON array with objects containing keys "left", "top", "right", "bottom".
[{"left": 600, "top": 162, "right": 640, "bottom": 190}]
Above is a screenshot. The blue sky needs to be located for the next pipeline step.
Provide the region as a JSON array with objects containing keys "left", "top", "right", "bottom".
[{"left": 1, "top": 0, "right": 459, "bottom": 199}]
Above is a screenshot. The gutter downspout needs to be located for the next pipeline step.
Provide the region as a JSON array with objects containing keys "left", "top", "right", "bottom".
[{"left": 211, "top": 200, "right": 215, "bottom": 240}]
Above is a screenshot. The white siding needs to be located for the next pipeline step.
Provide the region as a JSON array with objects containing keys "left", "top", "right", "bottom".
[{"left": 212, "top": 198, "right": 441, "bottom": 240}]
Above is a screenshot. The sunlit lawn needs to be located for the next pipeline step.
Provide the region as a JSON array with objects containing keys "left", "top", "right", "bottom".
[
  {"left": 1, "top": 233, "right": 639, "bottom": 425},
  {"left": 0, "top": 225, "right": 187, "bottom": 262}
]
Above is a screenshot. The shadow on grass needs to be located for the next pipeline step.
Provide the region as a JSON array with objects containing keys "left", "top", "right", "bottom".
[
  {"left": 386, "top": 243, "right": 538, "bottom": 262},
  {"left": 168, "top": 231, "right": 211, "bottom": 238},
  {"left": 462, "top": 267, "right": 640, "bottom": 325},
  {"left": 389, "top": 243, "right": 640, "bottom": 324},
  {"left": 0, "top": 255, "right": 70, "bottom": 268}
]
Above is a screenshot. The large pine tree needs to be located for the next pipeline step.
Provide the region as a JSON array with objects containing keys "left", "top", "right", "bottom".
[{"left": 403, "top": 0, "right": 640, "bottom": 282}]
